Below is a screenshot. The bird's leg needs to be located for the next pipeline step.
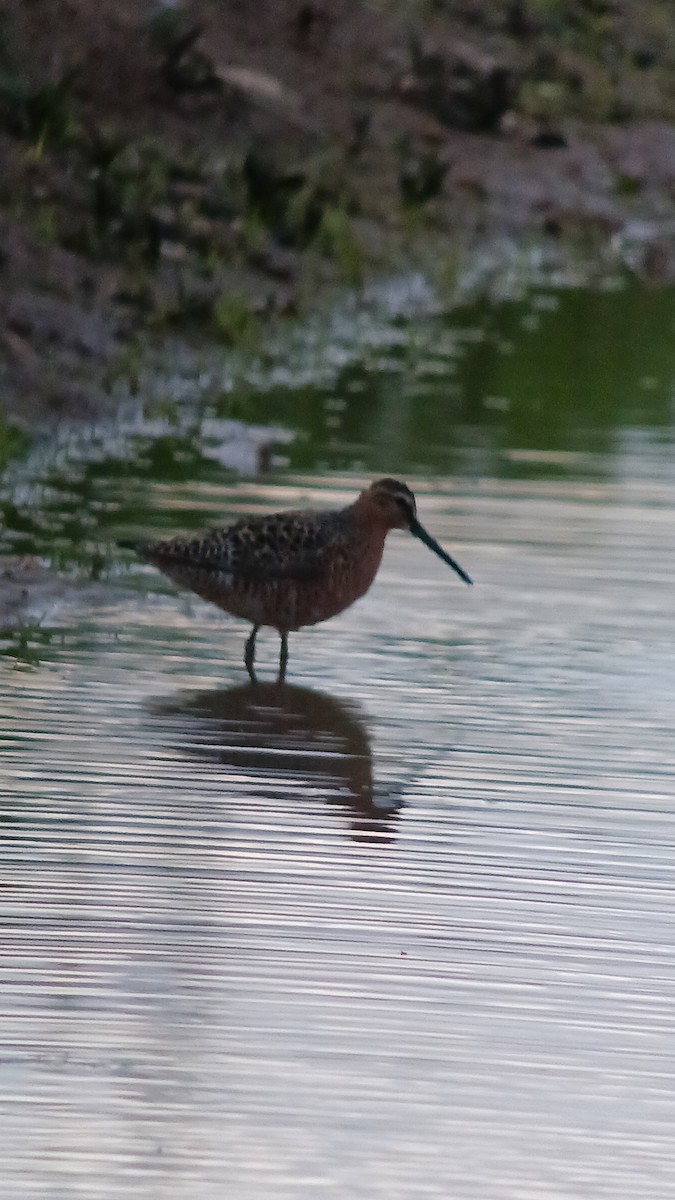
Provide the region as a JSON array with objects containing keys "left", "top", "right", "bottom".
[
  {"left": 278, "top": 631, "right": 289, "bottom": 682},
  {"left": 244, "top": 625, "right": 259, "bottom": 682}
]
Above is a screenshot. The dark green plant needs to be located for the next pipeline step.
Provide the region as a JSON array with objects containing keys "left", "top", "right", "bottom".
[
  {"left": 242, "top": 151, "right": 336, "bottom": 249},
  {"left": 145, "top": 7, "right": 219, "bottom": 93},
  {"left": 0, "top": 417, "right": 29, "bottom": 471},
  {"left": 397, "top": 139, "right": 448, "bottom": 207},
  {"left": 211, "top": 293, "right": 261, "bottom": 346},
  {"left": 0, "top": 619, "right": 57, "bottom": 669},
  {"left": 81, "top": 134, "right": 172, "bottom": 263},
  {"left": 0, "top": 65, "right": 80, "bottom": 151},
  {"left": 311, "top": 207, "right": 364, "bottom": 284}
]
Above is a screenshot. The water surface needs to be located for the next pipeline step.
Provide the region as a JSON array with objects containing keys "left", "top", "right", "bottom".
[{"left": 3, "top": 273, "right": 675, "bottom": 1198}]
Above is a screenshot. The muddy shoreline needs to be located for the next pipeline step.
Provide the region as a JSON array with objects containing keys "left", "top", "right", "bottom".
[{"left": 2, "top": 2, "right": 675, "bottom": 435}]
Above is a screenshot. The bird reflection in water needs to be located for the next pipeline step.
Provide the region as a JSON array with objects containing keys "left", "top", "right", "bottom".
[{"left": 150, "top": 682, "right": 403, "bottom": 843}]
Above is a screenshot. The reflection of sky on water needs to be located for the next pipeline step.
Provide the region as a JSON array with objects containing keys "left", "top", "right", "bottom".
[
  {"left": 3, "top": 466, "right": 675, "bottom": 1195},
  {"left": 3, "top": 274, "right": 675, "bottom": 1195}
]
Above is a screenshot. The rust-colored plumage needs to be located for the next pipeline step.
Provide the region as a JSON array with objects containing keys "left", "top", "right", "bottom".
[{"left": 122, "top": 478, "right": 472, "bottom": 680}]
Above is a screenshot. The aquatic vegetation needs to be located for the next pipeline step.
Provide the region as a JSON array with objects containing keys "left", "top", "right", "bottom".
[
  {"left": 0, "top": 417, "right": 28, "bottom": 472},
  {"left": 0, "top": 617, "right": 59, "bottom": 668},
  {"left": 210, "top": 293, "right": 261, "bottom": 347}
]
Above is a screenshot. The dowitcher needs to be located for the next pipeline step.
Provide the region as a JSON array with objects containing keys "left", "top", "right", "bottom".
[{"left": 122, "top": 478, "right": 471, "bottom": 680}]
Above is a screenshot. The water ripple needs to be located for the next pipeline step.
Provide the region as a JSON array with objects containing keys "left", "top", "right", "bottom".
[{"left": 2, "top": 465, "right": 675, "bottom": 1197}]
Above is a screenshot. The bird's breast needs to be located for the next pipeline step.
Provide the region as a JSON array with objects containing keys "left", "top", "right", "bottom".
[{"left": 289, "top": 528, "right": 386, "bottom": 629}]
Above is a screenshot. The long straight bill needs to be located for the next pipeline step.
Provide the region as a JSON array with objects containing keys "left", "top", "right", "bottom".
[{"left": 409, "top": 517, "right": 473, "bottom": 585}]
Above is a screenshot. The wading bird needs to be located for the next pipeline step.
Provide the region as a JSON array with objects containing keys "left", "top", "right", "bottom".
[{"left": 121, "top": 478, "right": 472, "bottom": 680}]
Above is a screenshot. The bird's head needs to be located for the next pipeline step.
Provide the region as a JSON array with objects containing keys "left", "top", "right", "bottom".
[
  {"left": 366, "top": 478, "right": 418, "bottom": 530},
  {"left": 361, "top": 478, "right": 472, "bottom": 585}
]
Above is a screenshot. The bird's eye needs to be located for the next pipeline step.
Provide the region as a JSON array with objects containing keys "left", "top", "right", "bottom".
[{"left": 394, "top": 495, "right": 413, "bottom": 519}]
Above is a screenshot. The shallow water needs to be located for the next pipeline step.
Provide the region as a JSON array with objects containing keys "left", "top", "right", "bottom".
[{"left": 3, "top": 274, "right": 675, "bottom": 1198}]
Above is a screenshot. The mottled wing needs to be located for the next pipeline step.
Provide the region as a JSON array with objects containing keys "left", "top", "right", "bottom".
[{"left": 143, "top": 509, "right": 350, "bottom": 583}]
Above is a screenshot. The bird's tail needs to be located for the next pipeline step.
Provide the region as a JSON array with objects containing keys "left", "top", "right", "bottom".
[{"left": 117, "top": 538, "right": 148, "bottom": 555}]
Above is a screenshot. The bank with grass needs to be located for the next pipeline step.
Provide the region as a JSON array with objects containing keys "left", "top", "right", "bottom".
[{"left": 2, "top": 0, "right": 675, "bottom": 445}]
